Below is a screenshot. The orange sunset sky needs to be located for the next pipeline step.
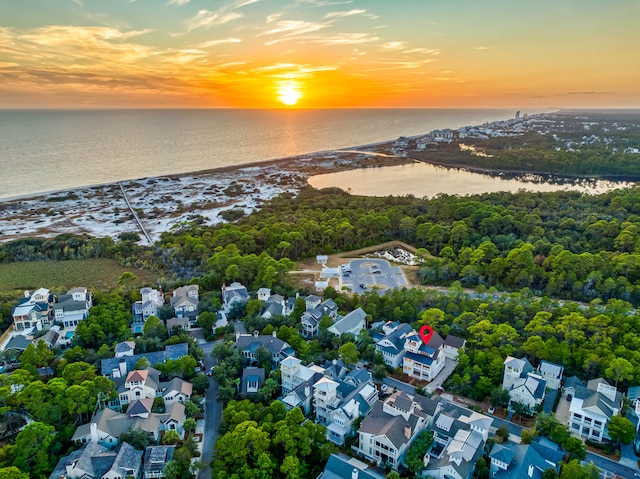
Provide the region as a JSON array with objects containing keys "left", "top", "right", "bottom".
[{"left": 0, "top": 0, "right": 638, "bottom": 109}]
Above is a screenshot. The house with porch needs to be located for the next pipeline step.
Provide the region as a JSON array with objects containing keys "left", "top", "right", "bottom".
[
  {"left": 402, "top": 329, "right": 446, "bottom": 382},
  {"left": 132, "top": 287, "right": 165, "bottom": 333},
  {"left": 568, "top": 378, "right": 622, "bottom": 442},
  {"left": 300, "top": 298, "right": 339, "bottom": 338},
  {"left": 49, "top": 440, "right": 142, "bottom": 479},
  {"left": 221, "top": 282, "right": 248, "bottom": 311},
  {"left": 169, "top": 285, "right": 199, "bottom": 319},
  {"left": 356, "top": 391, "right": 440, "bottom": 470},
  {"left": 502, "top": 356, "right": 546, "bottom": 409},
  {"left": 327, "top": 307, "right": 367, "bottom": 338},
  {"left": 12, "top": 288, "right": 54, "bottom": 332},
  {"left": 53, "top": 287, "right": 93, "bottom": 328},
  {"left": 374, "top": 322, "right": 413, "bottom": 368},
  {"left": 489, "top": 438, "right": 563, "bottom": 479},
  {"left": 235, "top": 331, "right": 295, "bottom": 367}
]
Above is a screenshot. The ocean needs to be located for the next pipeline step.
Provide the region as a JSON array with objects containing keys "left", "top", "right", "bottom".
[{"left": 0, "top": 108, "right": 531, "bottom": 200}]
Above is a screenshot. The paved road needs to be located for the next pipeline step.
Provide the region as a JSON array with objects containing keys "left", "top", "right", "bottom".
[{"left": 197, "top": 340, "right": 222, "bottom": 479}]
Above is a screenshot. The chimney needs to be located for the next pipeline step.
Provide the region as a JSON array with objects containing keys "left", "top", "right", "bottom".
[
  {"left": 305, "top": 383, "right": 310, "bottom": 398},
  {"left": 352, "top": 468, "right": 358, "bottom": 479},
  {"left": 253, "top": 330, "right": 259, "bottom": 337},
  {"left": 272, "top": 331, "right": 277, "bottom": 338},
  {"left": 404, "top": 424, "right": 412, "bottom": 439},
  {"left": 90, "top": 423, "right": 99, "bottom": 443},
  {"left": 119, "top": 358, "right": 127, "bottom": 377},
  {"left": 527, "top": 465, "right": 534, "bottom": 478},
  {"left": 332, "top": 359, "right": 337, "bottom": 366},
  {"left": 24, "top": 290, "right": 30, "bottom": 298}
]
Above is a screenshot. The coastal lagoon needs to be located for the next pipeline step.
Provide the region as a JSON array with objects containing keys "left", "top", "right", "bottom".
[{"left": 307, "top": 162, "right": 634, "bottom": 197}]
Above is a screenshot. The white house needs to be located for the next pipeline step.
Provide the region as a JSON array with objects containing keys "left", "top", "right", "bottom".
[
  {"left": 12, "top": 288, "right": 54, "bottom": 332},
  {"left": 442, "top": 335, "right": 466, "bottom": 360},
  {"left": 536, "top": 360, "right": 564, "bottom": 390},
  {"left": 402, "top": 330, "right": 446, "bottom": 382},
  {"left": 115, "top": 368, "right": 192, "bottom": 409},
  {"left": 132, "top": 287, "right": 165, "bottom": 333},
  {"left": 502, "top": 356, "right": 546, "bottom": 409},
  {"left": 374, "top": 323, "right": 413, "bottom": 368},
  {"left": 221, "top": 282, "right": 249, "bottom": 311},
  {"left": 235, "top": 330, "right": 295, "bottom": 367},
  {"left": 53, "top": 287, "right": 93, "bottom": 328},
  {"left": 425, "top": 405, "right": 493, "bottom": 479},
  {"left": 357, "top": 391, "right": 440, "bottom": 470},
  {"left": 568, "top": 378, "right": 622, "bottom": 442}
]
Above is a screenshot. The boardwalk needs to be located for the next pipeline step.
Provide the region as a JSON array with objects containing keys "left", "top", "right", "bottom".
[{"left": 119, "top": 182, "right": 152, "bottom": 245}]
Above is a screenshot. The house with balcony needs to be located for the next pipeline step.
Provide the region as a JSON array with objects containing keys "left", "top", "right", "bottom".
[
  {"left": 72, "top": 400, "right": 186, "bottom": 447},
  {"left": 53, "top": 287, "right": 93, "bottom": 328},
  {"left": 568, "top": 378, "right": 622, "bottom": 442},
  {"left": 49, "top": 440, "right": 142, "bottom": 479},
  {"left": 132, "top": 287, "right": 165, "bottom": 333},
  {"left": 240, "top": 367, "right": 265, "bottom": 396},
  {"left": 442, "top": 335, "right": 466, "bottom": 360},
  {"left": 143, "top": 446, "right": 174, "bottom": 479},
  {"left": 235, "top": 331, "right": 295, "bottom": 367},
  {"left": 221, "top": 282, "right": 248, "bottom": 312},
  {"left": 374, "top": 322, "right": 413, "bottom": 368},
  {"left": 300, "top": 298, "right": 339, "bottom": 338},
  {"left": 356, "top": 391, "right": 440, "bottom": 470},
  {"left": 402, "top": 329, "right": 446, "bottom": 382},
  {"left": 12, "top": 288, "right": 54, "bottom": 332},
  {"left": 502, "top": 356, "right": 546, "bottom": 409},
  {"left": 113, "top": 367, "right": 192, "bottom": 409},
  {"left": 536, "top": 360, "right": 564, "bottom": 390},
  {"left": 169, "top": 285, "right": 199, "bottom": 319},
  {"left": 424, "top": 403, "right": 493, "bottom": 479},
  {"left": 489, "top": 438, "right": 563, "bottom": 479}
]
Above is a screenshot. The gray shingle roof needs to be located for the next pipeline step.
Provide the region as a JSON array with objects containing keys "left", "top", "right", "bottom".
[
  {"left": 329, "top": 307, "right": 366, "bottom": 335},
  {"left": 320, "top": 453, "right": 386, "bottom": 479}
]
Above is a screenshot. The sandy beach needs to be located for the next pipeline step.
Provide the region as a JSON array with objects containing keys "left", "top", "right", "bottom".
[{"left": 0, "top": 148, "right": 410, "bottom": 244}]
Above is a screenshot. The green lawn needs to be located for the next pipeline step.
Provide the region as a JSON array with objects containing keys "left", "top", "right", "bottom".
[{"left": 0, "top": 258, "right": 156, "bottom": 293}]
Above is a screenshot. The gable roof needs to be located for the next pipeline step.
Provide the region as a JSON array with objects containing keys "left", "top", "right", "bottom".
[
  {"left": 444, "top": 334, "right": 465, "bottom": 349},
  {"left": 537, "top": 360, "right": 563, "bottom": 379},
  {"left": 328, "top": 308, "right": 366, "bottom": 336},
  {"left": 101, "top": 343, "right": 188, "bottom": 376},
  {"left": 319, "top": 453, "right": 386, "bottom": 479},
  {"left": 504, "top": 356, "right": 534, "bottom": 375}
]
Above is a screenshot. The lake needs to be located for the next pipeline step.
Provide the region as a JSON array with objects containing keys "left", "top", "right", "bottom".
[{"left": 307, "top": 162, "right": 634, "bottom": 197}]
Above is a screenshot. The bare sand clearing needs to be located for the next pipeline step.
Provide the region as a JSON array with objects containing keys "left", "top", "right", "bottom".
[{"left": 0, "top": 149, "right": 410, "bottom": 244}]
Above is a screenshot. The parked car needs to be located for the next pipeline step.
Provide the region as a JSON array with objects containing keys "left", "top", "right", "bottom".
[
  {"left": 359, "top": 282, "right": 366, "bottom": 289},
  {"left": 207, "top": 367, "right": 215, "bottom": 377},
  {"left": 380, "top": 384, "right": 389, "bottom": 392}
]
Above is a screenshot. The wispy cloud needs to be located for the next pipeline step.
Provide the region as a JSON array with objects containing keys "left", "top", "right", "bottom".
[
  {"left": 196, "top": 38, "right": 242, "bottom": 48},
  {"left": 381, "top": 41, "right": 405, "bottom": 50},
  {"left": 264, "top": 20, "right": 330, "bottom": 36},
  {"left": 187, "top": 10, "right": 242, "bottom": 31},
  {"left": 250, "top": 62, "right": 338, "bottom": 79},
  {"left": 403, "top": 48, "right": 439, "bottom": 55},
  {"left": 474, "top": 46, "right": 494, "bottom": 50},
  {"left": 315, "top": 32, "right": 378, "bottom": 45},
  {"left": 167, "top": 0, "right": 190, "bottom": 5},
  {"left": 323, "top": 9, "right": 365, "bottom": 19},
  {"left": 565, "top": 91, "right": 610, "bottom": 95},
  {"left": 266, "top": 13, "right": 282, "bottom": 23},
  {"left": 186, "top": 0, "right": 260, "bottom": 31},
  {"left": 296, "top": 0, "right": 353, "bottom": 6}
]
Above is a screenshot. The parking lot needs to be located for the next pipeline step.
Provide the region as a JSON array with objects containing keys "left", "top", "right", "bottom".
[{"left": 340, "top": 258, "right": 409, "bottom": 293}]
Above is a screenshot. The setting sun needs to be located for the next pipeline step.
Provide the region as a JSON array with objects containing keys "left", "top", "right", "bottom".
[{"left": 278, "top": 82, "right": 302, "bottom": 106}]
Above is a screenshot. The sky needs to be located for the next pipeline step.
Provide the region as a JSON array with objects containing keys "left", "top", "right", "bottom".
[{"left": 0, "top": 0, "right": 638, "bottom": 109}]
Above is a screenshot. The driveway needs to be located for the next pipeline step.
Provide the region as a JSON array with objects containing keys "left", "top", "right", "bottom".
[
  {"left": 425, "top": 358, "right": 458, "bottom": 393},
  {"left": 197, "top": 340, "right": 223, "bottom": 479}
]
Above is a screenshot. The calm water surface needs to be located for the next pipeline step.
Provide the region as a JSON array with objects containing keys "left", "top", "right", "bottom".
[
  {"left": 308, "top": 162, "right": 634, "bottom": 197},
  {"left": 0, "top": 108, "right": 531, "bottom": 199}
]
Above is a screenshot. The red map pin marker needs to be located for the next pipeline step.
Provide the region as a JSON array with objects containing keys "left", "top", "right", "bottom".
[{"left": 419, "top": 325, "right": 434, "bottom": 345}]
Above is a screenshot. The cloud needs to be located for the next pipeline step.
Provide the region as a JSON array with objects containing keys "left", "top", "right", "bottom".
[
  {"left": 167, "top": 0, "right": 190, "bottom": 5},
  {"left": 187, "top": 10, "right": 242, "bottom": 31},
  {"left": 266, "top": 13, "right": 282, "bottom": 23},
  {"left": 323, "top": 9, "right": 365, "bottom": 19},
  {"left": 196, "top": 38, "right": 242, "bottom": 48},
  {"left": 315, "top": 32, "right": 378, "bottom": 45},
  {"left": 381, "top": 41, "right": 405, "bottom": 50},
  {"left": 403, "top": 48, "right": 439, "bottom": 55},
  {"left": 296, "top": 0, "right": 353, "bottom": 6},
  {"left": 250, "top": 62, "right": 338, "bottom": 79},
  {"left": 264, "top": 20, "right": 330, "bottom": 36},
  {"left": 186, "top": 0, "right": 260, "bottom": 31},
  {"left": 565, "top": 91, "right": 610, "bottom": 95},
  {"left": 474, "top": 46, "right": 494, "bottom": 50}
]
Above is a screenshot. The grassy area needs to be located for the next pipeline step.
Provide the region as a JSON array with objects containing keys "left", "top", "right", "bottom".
[{"left": 0, "top": 258, "right": 156, "bottom": 293}]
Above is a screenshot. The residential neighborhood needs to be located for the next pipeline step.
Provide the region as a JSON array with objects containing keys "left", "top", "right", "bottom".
[{"left": 2, "top": 252, "right": 640, "bottom": 479}]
